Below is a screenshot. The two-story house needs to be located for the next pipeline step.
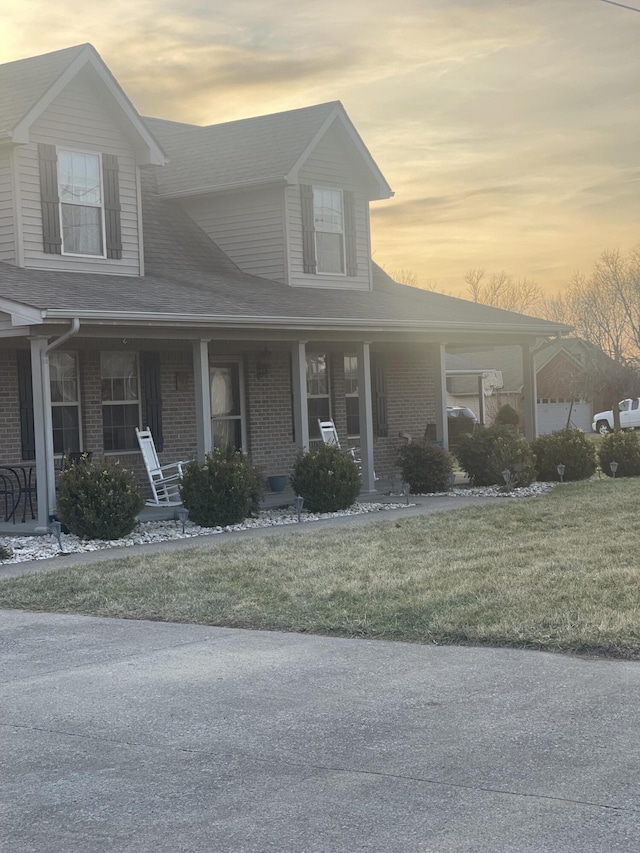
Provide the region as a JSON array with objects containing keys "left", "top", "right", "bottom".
[{"left": 0, "top": 44, "right": 570, "bottom": 532}]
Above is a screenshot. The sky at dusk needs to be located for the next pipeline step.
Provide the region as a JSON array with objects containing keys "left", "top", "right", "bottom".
[{"left": 2, "top": 0, "right": 639, "bottom": 297}]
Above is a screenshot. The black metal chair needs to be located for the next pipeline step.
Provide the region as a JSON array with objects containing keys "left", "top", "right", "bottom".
[{"left": 0, "top": 471, "right": 19, "bottom": 523}]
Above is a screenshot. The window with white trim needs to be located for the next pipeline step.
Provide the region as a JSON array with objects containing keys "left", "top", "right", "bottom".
[
  {"left": 58, "top": 150, "right": 104, "bottom": 256},
  {"left": 50, "top": 351, "right": 81, "bottom": 454},
  {"left": 313, "top": 188, "right": 345, "bottom": 274},
  {"left": 344, "top": 355, "right": 360, "bottom": 437},
  {"left": 306, "top": 354, "right": 331, "bottom": 439},
  {"left": 101, "top": 352, "right": 140, "bottom": 451}
]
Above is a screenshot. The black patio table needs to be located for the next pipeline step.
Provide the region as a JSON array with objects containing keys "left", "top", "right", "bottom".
[{"left": 0, "top": 465, "right": 36, "bottom": 523}]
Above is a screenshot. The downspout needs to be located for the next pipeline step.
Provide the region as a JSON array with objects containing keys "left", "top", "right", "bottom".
[{"left": 42, "top": 319, "right": 80, "bottom": 515}]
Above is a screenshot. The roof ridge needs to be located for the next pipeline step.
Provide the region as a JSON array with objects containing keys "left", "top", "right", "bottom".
[
  {"left": 0, "top": 43, "right": 91, "bottom": 71},
  {"left": 144, "top": 101, "right": 340, "bottom": 134}
]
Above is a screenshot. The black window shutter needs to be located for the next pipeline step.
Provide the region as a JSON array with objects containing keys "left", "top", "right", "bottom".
[
  {"left": 141, "top": 352, "right": 163, "bottom": 451},
  {"left": 344, "top": 190, "right": 358, "bottom": 276},
  {"left": 372, "top": 355, "right": 388, "bottom": 437},
  {"left": 300, "top": 184, "right": 317, "bottom": 274},
  {"left": 102, "top": 154, "right": 122, "bottom": 260},
  {"left": 38, "top": 143, "right": 62, "bottom": 254},
  {"left": 17, "top": 350, "right": 36, "bottom": 460}
]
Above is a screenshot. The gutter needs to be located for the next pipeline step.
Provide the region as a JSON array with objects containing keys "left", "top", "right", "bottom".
[{"left": 41, "top": 310, "right": 572, "bottom": 337}]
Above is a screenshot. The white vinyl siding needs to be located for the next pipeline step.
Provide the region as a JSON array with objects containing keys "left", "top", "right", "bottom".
[
  {"left": 0, "top": 148, "right": 15, "bottom": 263},
  {"left": 289, "top": 123, "right": 372, "bottom": 290},
  {"left": 18, "top": 74, "right": 141, "bottom": 275},
  {"left": 181, "top": 185, "right": 286, "bottom": 283}
]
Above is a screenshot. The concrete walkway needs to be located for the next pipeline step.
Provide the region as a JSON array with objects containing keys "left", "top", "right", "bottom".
[
  {"left": 0, "top": 492, "right": 505, "bottom": 579},
  {"left": 2, "top": 610, "right": 639, "bottom": 852}
]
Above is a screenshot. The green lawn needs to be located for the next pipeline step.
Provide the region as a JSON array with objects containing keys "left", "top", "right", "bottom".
[{"left": 1, "top": 477, "right": 640, "bottom": 658}]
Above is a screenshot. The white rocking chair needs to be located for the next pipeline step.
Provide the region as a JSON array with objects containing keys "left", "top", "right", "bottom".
[
  {"left": 136, "top": 427, "right": 185, "bottom": 506},
  {"left": 317, "top": 419, "right": 362, "bottom": 474}
]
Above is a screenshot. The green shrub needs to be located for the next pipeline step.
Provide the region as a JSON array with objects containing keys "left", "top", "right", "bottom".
[
  {"left": 290, "top": 444, "right": 361, "bottom": 513},
  {"left": 456, "top": 425, "right": 536, "bottom": 488},
  {"left": 598, "top": 430, "right": 640, "bottom": 478},
  {"left": 494, "top": 404, "right": 521, "bottom": 428},
  {"left": 398, "top": 440, "right": 454, "bottom": 494},
  {"left": 531, "top": 429, "right": 597, "bottom": 482},
  {"left": 57, "top": 456, "right": 143, "bottom": 540},
  {"left": 179, "top": 447, "right": 262, "bottom": 527},
  {"left": 0, "top": 541, "right": 13, "bottom": 561},
  {"left": 447, "top": 415, "right": 475, "bottom": 448}
]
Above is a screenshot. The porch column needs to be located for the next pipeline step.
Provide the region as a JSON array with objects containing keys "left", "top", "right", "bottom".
[
  {"left": 432, "top": 343, "right": 449, "bottom": 451},
  {"left": 356, "top": 341, "right": 376, "bottom": 493},
  {"left": 477, "top": 375, "right": 486, "bottom": 426},
  {"left": 30, "top": 337, "right": 51, "bottom": 532},
  {"left": 193, "top": 340, "right": 212, "bottom": 461},
  {"left": 291, "top": 341, "right": 309, "bottom": 452},
  {"left": 522, "top": 343, "right": 538, "bottom": 440}
]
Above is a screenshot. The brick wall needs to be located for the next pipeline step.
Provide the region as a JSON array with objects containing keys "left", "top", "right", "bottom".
[
  {"left": 0, "top": 341, "right": 440, "bottom": 497},
  {"left": 371, "top": 347, "right": 436, "bottom": 478},
  {"left": 0, "top": 349, "right": 23, "bottom": 465}
]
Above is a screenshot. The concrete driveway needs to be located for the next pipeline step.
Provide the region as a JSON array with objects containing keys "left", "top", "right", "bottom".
[{"left": 2, "top": 609, "right": 639, "bottom": 852}]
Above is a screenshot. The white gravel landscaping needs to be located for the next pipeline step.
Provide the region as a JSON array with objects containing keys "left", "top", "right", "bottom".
[{"left": 0, "top": 483, "right": 555, "bottom": 565}]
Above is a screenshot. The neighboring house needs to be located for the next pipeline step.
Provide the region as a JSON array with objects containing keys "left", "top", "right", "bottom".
[
  {"left": 0, "top": 44, "right": 570, "bottom": 532},
  {"left": 446, "top": 339, "right": 608, "bottom": 433}
]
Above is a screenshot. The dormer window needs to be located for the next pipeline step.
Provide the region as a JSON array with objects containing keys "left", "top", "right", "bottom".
[
  {"left": 38, "top": 143, "right": 122, "bottom": 259},
  {"left": 58, "top": 150, "right": 104, "bottom": 256},
  {"left": 300, "top": 184, "right": 358, "bottom": 277},
  {"left": 313, "top": 188, "right": 344, "bottom": 275}
]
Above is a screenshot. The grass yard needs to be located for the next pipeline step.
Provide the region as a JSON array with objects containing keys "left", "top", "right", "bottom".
[{"left": 1, "top": 477, "right": 640, "bottom": 658}]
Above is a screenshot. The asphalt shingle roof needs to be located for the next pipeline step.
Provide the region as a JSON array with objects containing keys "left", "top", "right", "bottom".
[
  {"left": 144, "top": 103, "right": 339, "bottom": 197},
  {"left": 0, "top": 173, "right": 570, "bottom": 335},
  {"left": 0, "top": 44, "right": 87, "bottom": 135}
]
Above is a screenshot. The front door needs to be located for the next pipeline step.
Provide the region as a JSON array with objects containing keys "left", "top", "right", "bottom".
[{"left": 210, "top": 361, "right": 245, "bottom": 450}]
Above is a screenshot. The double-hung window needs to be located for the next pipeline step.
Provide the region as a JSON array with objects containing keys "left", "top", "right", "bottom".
[
  {"left": 344, "top": 355, "right": 360, "bottom": 437},
  {"left": 313, "top": 188, "right": 345, "bottom": 274},
  {"left": 306, "top": 354, "right": 331, "bottom": 439},
  {"left": 101, "top": 352, "right": 140, "bottom": 451},
  {"left": 58, "top": 150, "right": 104, "bottom": 256},
  {"left": 50, "top": 352, "right": 81, "bottom": 454}
]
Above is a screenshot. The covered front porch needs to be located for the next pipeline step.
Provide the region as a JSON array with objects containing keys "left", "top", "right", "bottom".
[{"left": 0, "top": 320, "right": 541, "bottom": 536}]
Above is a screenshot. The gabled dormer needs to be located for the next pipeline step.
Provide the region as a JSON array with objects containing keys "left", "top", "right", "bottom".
[
  {"left": 146, "top": 103, "right": 392, "bottom": 290},
  {"left": 0, "top": 44, "right": 164, "bottom": 275}
]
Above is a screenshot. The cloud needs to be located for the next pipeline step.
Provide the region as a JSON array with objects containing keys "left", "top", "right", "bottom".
[{"left": 1, "top": 0, "right": 639, "bottom": 295}]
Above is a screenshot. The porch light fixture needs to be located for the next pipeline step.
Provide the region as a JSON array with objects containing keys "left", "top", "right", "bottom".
[
  {"left": 294, "top": 495, "right": 304, "bottom": 522},
  {"left": 49, "top": 520, "right": 64, "bottom": 553},
  {"left": 402, "top": 481, "right": 411, "bottom": 504},
  {"left": 610, "top": 461, "right": 619, "bottom": 478},
  {"left": 556, "top": 463, "right": 566, "bottom": 483},
  {"left": 175, "top": 506, "right": 189, "bottom": 533},
  {"left": 256, "top": 347, "right": 271, "bottom": 380}
]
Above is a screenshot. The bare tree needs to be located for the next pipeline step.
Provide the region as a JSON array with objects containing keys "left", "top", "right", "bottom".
[{"left": 463, "top": 269, "right": 542, "bottom": 314}]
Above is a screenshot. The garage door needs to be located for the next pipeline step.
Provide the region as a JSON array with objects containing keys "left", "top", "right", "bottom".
[{"left": 537, "top": 400, "right": 593, "bottom": 435}]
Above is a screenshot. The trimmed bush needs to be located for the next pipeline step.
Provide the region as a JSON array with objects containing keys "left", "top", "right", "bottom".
[
  {"left": 179, "top": 448, "right": 262, "bottom": 527},
  {"left": 398, "top": 440, "right": 454, "bottom": 494},
  {"left": 290, "top": 444, "right": 361, "bottom": 513},
  {"left": 447, "top": 415, "right": 475, "bottom": 448},
  {"left": 598, "top": 430, "right": 640, "bottom": 478},
  {"left": 494, "top": 404, "right": 521, "bottom": 428},
  {"left": 57, "top": 456, "right": 143, "bottom": 540},
  {"left": 0, "top": 542, "right": 13, "bottom": 561},
  {"left": 531, "top": 429, "right": 597, "bottom": 482},
  {"left": 456, "top": 425, "right": 536, "bottom": 488}
]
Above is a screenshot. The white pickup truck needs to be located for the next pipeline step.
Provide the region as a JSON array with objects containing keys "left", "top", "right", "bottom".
[{"left": 592, "top": 399, "right": 640, "bottom": 434}]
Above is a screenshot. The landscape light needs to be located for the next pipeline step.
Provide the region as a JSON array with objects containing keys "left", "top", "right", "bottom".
[
  {"left": 556, "top": 464, "right": 566, "bottom": 483},
  {"left": 501, "top": 469, "right": 512, "bottom": 488},
  {"left": 402, "top": 482, "right": 411, "bottom": 504},
  {"left": 294, "top": 495, "right": 304, "bottom": 522},
  {"left": 176, "top": 507, "right": 189, "bottom": 533},
  {"left": 49, "top": 520, "right": 64, "bottom": 553},
  {"left": 610, "top": 461, "right": 619, "bottom": 478}
]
